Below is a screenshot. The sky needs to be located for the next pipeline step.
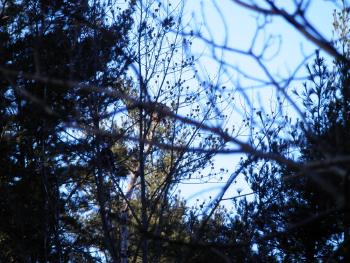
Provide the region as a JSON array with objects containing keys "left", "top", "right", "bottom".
[{"left": 175, "top": 0, "right": 339, "bottom": 208}]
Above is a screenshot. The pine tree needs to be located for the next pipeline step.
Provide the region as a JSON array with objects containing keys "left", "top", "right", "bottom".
[
  {"left": 0, "top": 0, "right": 133, "bottom": 261},
  {"left": 233, "top": 4, "right": 350, "bottom": 261}
]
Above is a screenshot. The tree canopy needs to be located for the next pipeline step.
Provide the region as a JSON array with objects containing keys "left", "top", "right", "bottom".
[{"left": 1, "top": 0, "right": 350, "bottom": 262}]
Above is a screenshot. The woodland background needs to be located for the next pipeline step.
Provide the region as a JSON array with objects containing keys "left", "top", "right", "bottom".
[{"left": 1, "top": 0, "right": 350, "bottom": 262}]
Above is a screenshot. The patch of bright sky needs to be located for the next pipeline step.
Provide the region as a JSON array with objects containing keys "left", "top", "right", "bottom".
[{"left": 177, "top": 0, "right": 338, "bottom": 208}]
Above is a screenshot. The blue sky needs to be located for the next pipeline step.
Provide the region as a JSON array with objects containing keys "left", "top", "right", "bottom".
[{"left": 176, "top": 0, "right": 339, "bottom": 207}]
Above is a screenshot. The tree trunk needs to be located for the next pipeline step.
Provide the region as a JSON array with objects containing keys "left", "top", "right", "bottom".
[
  {"left": 120, "top": 115, "right": 158, "bottom": 263},
  {"left": 344, "top": 170, "right": 350, "bottom": 261}
]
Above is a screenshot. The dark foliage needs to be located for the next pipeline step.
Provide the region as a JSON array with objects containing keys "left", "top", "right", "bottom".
[{"left": 0, "top": 0, "right": 133, "bottom": 261}]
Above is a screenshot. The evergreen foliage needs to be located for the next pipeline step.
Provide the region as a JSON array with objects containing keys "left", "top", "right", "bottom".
[{"left": 1, "top": 0, "right": 350, "bottom": 262}]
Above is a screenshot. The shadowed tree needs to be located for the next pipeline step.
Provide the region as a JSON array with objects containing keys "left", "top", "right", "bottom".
[{"left": 0, "top": 0, "right": 133, "bottom": 261}]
